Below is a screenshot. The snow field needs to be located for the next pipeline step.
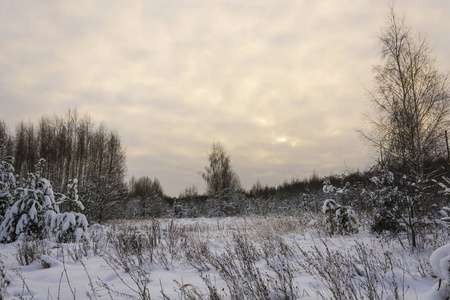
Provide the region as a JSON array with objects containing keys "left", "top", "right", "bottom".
[{"left": 0, "top": 216, "right": 448, "bottom": 299}]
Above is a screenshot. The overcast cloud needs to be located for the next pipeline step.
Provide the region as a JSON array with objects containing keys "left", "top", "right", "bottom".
[{"left": 1, "top": 0, "right": 450, "bottom": 196}]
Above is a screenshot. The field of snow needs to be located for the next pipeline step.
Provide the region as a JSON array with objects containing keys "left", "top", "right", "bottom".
[{"left": 0, "top": 215, "right": 448, "bottom": 299}]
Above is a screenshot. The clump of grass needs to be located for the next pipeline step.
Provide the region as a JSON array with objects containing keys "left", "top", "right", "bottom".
[{"left": 15, "top": 237, "right": 49, "bottom": 266}]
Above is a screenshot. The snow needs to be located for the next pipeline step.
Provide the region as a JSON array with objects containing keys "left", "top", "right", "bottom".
[
  {"left": 28, "top": 203, "right": 37, "bottom": 221},
  {"left": 322, "top": 199, "right": 337, "bottom": 213},
  {"left": 308, "top": 219, "right": 318, "bottom": 226},
  {"left": 61, "top": 213, "right": 76, "bottom": 232},
  {"left": 9, "top": 202, "right": 19, "bottom": 215},
  {"left": 15, "top": 214, "right": 28, "bottom": 235},
  {"left": 429, "top": 243, "right": 450, "bottom": 282},
  {"left": 426, "top": 282, "right": 450, "bottom": 300},
  {"left": 0, "top": 216, "right": 446, "bottom": 299},
  {"left": 73, "top": 227, "right": 85, "bottom": 242}
]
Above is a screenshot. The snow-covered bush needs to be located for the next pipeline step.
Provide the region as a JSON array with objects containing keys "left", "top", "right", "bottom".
[
  {"left": 426, "top": 243, "right": 450, "bottom": 299},
  {"left": 0, "top": 159, "right": 87, "bottom": 243},
  {"left": 322, "top": 199, "right": 358, "bottom": 235}
]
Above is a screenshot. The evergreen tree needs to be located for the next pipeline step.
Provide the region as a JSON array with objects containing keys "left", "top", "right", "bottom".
[
  {"left": 322, "top": 179, "right": 358, "bottom": 235},
  {"left": 0, "top": 159, "right": 87, "bottom": 243},
  {"left": 0, "top": 141, "right": 16, "bottom": 222}
]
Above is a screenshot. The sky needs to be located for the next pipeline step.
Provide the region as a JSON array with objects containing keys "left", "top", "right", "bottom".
[{"left": 1, "top": 0, "right": 450, "bottom": 196}]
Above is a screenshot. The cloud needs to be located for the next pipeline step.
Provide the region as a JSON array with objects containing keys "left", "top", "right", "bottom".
[{"left": 0, "top": 0, "right": 449, "bottom": 195}]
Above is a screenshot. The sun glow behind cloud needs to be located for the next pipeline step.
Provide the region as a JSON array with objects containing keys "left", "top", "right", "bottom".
[{"left": 1, "top": 0, "right": 449, "bottom": 195}]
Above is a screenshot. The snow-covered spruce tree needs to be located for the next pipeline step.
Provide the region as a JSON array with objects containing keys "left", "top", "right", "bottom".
[
  {"left": 0, "top": 159, "right": 87, "bottom": 243},
  {"left": 370, "top": 168, "right": 440, "bottom": 248},
  {"left": 322, "top": 178, "right": 358, "bottom": 235},
  {"left": 368, "top": 170, "right": 403, "bottom": 234},
  {"left": 0, "top": 159, "right": 55, "bottom": 242},
  {"left": 56, "top": 179, "right": 84, "bottom": 212},
  {"left": 49, "top": 178, "right": 88, "bottom": 243},
  {"left": 322, "top": 199, "right": 358, "bottom": 236},
  {"left": 0, "top": 141, "right": 16, "bottom": 222},
  {"left": 322, "top": 199, "right": 339, "bottom": 235}
]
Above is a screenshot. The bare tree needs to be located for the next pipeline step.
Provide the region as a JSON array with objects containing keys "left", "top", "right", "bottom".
[
  {"left": 362, "top": 8, "right": 450, "bottom": 179},
  {"left": 128, "top": 176, "right": 166, "bottom": 218},
  {"left": 2, "top": 110, "right": 128, "bottom": 221},
  {"left": 202, "top": 142, "right": 242, "bottom": 198},
  {"left": 179, "top": 185, "right": 199, "bottom": 199},
  {"left": 201, "top": 142, "right": 243, "bottom": 216},
  {"left": 361, "top": 8, "right": 450, "bottom": 247}
]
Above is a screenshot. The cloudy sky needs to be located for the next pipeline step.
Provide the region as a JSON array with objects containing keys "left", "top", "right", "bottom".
[{"left": 1, "top": 1, "right": 450, "bottom": 196}]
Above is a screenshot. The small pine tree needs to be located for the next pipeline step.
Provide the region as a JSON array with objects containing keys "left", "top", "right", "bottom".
[
  {"left": 369, "top": 170, "right": 408, "bottom": 235},
  {"left": 45, "top": 211, "right": 88, "bottom": 243},
  {"left": 322, "top": 199, "right": 339, "bottom": 235},
  {"left": 0, "top": 159, "right": 88, "bottom": 243},
  {"left": 335, "top": 205, "right": 358, "bottom": 235},
  {"left": 51, "top": 178, "right": 88, "bottom": 242},
  {"left": 322, "top": 178, "right": 358, "bottom": 236},
  {"left": 322, "top": 199, "right": 358, "bottom": 235},
  {"left": 0, "top": 159, "right": 56, "bottom": 242},
  {"left": 0, "top": 142, "right": 16, "bottom": 222},
  {"left": 56, "top": 179, "right": 85, "bottom": 212}
]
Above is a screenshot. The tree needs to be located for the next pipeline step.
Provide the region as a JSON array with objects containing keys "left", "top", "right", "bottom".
[
  {"left": 361, "top": 8, "right": 450, "bottom": 247},
  {"left": 201, "top": 142, "right": 242, "bottom": 216},
  {"left": 128, "top": 176, "right": 166, "bottom": 218},
  {"left": 82, "top": 175, "right": 123, "bottom": 222},
  {"left": 362, "top": 8, "right": 450, "bottom": 178},
  {"left": 0, "top": 159, "right": 87, "bottom": 243},
  {"left": 0, "top": 141, "right": 15, "bottom": 221},
  {"left": 322, "top": 179, "right": 358, "bottom": 236},
  {"left": 179, "top": 185, "right": 199, "bottom": 199},
  {"left": 2, "top": 111, "right": 128, "bottom": 222},
  {"left": 202, "top": 142, "right": 242, "bottom": 197}
]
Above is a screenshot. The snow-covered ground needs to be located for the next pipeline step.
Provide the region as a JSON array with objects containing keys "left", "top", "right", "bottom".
[{"left": 0, "top": 216, "right": 448, "bottom": 299}]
